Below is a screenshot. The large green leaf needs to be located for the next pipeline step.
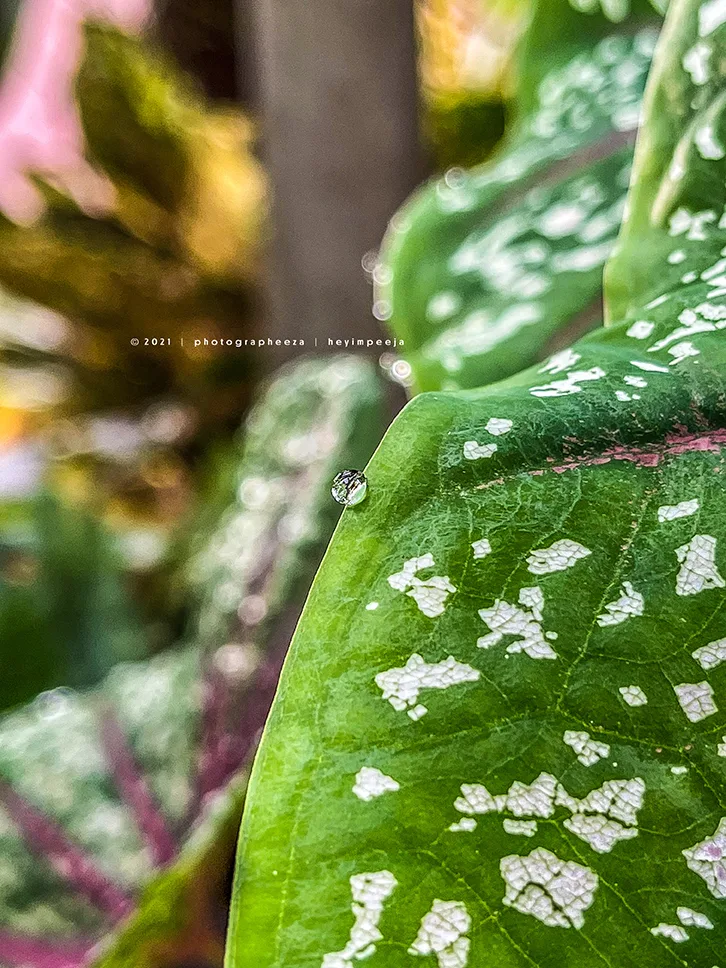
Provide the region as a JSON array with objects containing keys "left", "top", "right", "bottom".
[
  {"left": 0, "top": 356, "right": 383, "bottom": 968},
  {"left": 227, "top": 2, "right": 726, "bottom": 965},
  {"left": 379, "top": 0, "right": 663, "bottom": 394}
]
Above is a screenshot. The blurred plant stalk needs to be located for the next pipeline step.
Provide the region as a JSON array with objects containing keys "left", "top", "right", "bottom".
[{"left": 245, "top": 0, "right": 424, "bottom": 350}]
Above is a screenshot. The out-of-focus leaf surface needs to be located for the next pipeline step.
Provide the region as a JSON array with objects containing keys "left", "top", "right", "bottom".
[
  {"left": 0, "top": 24, "right": 266, "bottom": 439},
  {"left": 417, "top": 0, "right": 526, "bottom": 169},
  {"left": 0, "top": 17, "right": 269, "bottom": 636},
  {"left": 76, "top": 23, "right": 265, "bottom": 284},
  {"left": 379, "top": 0, "right": 663, "bottom": 394},
  {"left": 184, "top": 355, "right": 384, "bottom": 803},
  {"left": 0, "top": 649, "right": 239, "bottom": 968},
  {"left": 0, "top": 491, "right": 145, "bottom": 712},
  {"left": 0, "top": 356, "right": 384, "bottom": 968},
  {"left": 227, "top": 2, "right": 726, "bottom": 966},
  {"left": 188, "top": 355, "right": 384, "bottom": 649}
]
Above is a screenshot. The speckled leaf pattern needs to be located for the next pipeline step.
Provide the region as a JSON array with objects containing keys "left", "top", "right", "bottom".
[
  {"left": 378, "top": 0, "right": 662, "bottom": 393},
  {"left": 0, "top": 357, "right": 383, "bottom": 968},
  {"left": 228, "top": 2, "right": 726, "bottom": 966},
  {"left": 188, "top": 356, "right": 383, "bottom": 652}
]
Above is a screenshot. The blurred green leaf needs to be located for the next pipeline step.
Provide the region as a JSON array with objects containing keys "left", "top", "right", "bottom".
[
  {"left": 0, "top": 491, "right": 145, "bottom": 712},
  {"left": 0, "top": 355, "right": 385, "bottom": 968},
  {"left": 379, "top": 0, "right": 662, "bottom": 393},
  {"left": 187, "top": 355, "right": 384, "bottom": 652}
]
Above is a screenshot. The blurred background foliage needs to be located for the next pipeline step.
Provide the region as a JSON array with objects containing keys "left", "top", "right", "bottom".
[
  {"left": 418, "top": 0, "right": 527, "bottom": 167},
  {"left": 0, "top": 0, "right": 528, "bottom": 711}
]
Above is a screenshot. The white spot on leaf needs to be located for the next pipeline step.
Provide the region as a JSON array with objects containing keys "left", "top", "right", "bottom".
[
  {"left": 650, "top": 924, "right": 689, "bottom": 942},
  {"left": 388, "top": 555, "right": 456, "bottom": 618},
  {"left": 530, "top": 367, "right": 606, "bottom": 397},
  {"left": 699, "top": 0, "right": 726, "bottom": 37},
  {"left": 527, "top": 539, "right": 592, "bottom": 575},
  {"left": 485, "top": 417, "right": 513, "bottom": 437},
  {"left": 696, "top": 124, "right": 726, "bottom": 160},
  {"left": 407, "top": 577, "right": 458, "bottom": 619},
  {"left": 478, "top": 588, "right": 557, "bottom": 660},
  {"left": 668, "top": 340, "right": 700, "bottom": 365},
  {"left": 455, "top": 772, "right": 644, "bottom": 856},
  {"left": 674, "top": 681, "right": 719, "bottom": 722},
  {"left": 564, "top": 814, "right": 637, "bottom": 854},
  {"left": 375, "top": 654, "right": 480, "bottom": 718},
  {"left": 693, "top": 638, "right": 726, "bottom": 670},
  {"left": 675, "top": 535, "right": 725, "bottom": 596},
  {"left": 409, "top": 900, "right": 470, "bottom": 968},
  {"left": 539, "top": 349, "right": 581, "bottom": 374},
  {"left": 683, "top": 819, "right": 726, "bottom": 898},
  {"left": 388, "top": 554, "right": 434, "bottom": 591},
  {"left": 558, "top": 777, "right": 645, "bottom": 827},
  {"left": 427, "top": 292, "right": 461, "bottom": 321},
  {"left": 683, "top": 42, "right": 711, "bottom": 84},
  {"left": 677, "top": 907, "right": 713, "bottom": 929},
  {"left": 563, "top": 730, "right": 610, "bottom": 766},
  {"left": 619, "top": 685, "right": 647, "bottom": 706},
  {"left": 504, "top": 819, "right": 538, "bottom": 837},
  {"left": 597, "top": 582, "right": 644, "bottom": 626},
  {"left": 626, "top": 320, "right": 654, "bottom": 339},
  {"left": 322, "top": 870, "right": 397, "bottom": 967},
  {"left": 455, "top": 772, "right": 557, "bottom": 819},
  {"left": 448, "top": 818, "right": 477, "bottom": 833},
  {"left": 352, "top": 767, "right": 400, "bottom": 802},
  {"left": 500, "top": 848, "right": 599, "bottom": 929},
  {"left": 630, "top": 360, "right": 670, "bottom": 373},
  {"left": 658, "top": 499, "right": 699, "bottom": 522},
  {"left": 471, "top": 538, "right": 492, "bottom": 560},
  {"left": 463, "top": 440, "right": 497, "bottom": 460}
]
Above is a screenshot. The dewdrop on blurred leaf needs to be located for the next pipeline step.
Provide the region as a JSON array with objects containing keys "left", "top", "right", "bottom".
[{"left": 331, "top": 469, "right": 368, "bottom": 506}]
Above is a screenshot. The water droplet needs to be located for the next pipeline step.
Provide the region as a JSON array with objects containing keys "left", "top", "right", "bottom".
[
  {"left": 361, "top": 250, "right": 378, "bottom": 275},
  {"left": 390, "top": 358, "right": 413, "bottom": 387},
  {"left": 373, "top": 263, "right": 393, "bottom": 286},
  {"left": 444, "top": 166, "right": 467, "bottom": 189},
  {"left": 378, "top": 352, "right": 396, "bottom": 373},
  {"left": 331, "top": 469, "right": 368, "bottom": 506},
  {"left": 372, "top": 299, "right": 392, "bottom": 321},
  {"left": 35, "top": 687, "right": 76, "bottom": 719}
]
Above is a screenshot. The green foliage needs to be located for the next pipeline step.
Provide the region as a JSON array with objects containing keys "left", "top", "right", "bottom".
[
  {"left": 0, "top": 492, "right": 145, "bottom": 712},
  {"left": 0, "top": 0, "right": 20, "bottom": 70},
  {"left": 379, "top": 0, "right": 662, "bottom": 393},
  {"left": 187, "top": 355, "right": 384, "bottom": 652},
  {"left": 227, "top": 1, "right": 726, "bottom": 965},
  {"left": 423, "top": 94, "right": 507, "bottom": 172},
  {"left": 0, "top": 23, "right": 266, "bottom": 431},
  {"left": 0, "top": 356, "right": 383, "bottom": 968}
]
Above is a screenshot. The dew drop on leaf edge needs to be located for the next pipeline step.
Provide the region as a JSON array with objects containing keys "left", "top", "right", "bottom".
[{"left": 331, "top": 469, "right": 368, "bottom": 506}]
